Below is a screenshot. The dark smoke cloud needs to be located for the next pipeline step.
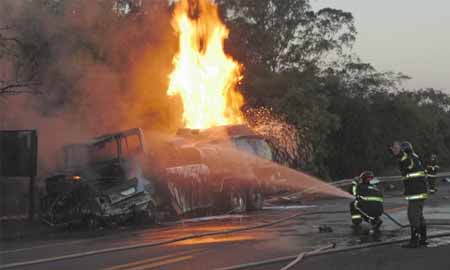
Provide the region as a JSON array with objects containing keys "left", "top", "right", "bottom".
[{"left": 0, "top": 0, "right": 179, "bottom": 173}]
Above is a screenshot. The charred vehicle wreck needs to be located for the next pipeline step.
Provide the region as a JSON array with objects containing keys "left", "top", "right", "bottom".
[
  {"left": 40, "top": 125, "right": 277, "bottom": 227},
  {"left": 41, "top": 129, "right": 157, "bottom": 227}
]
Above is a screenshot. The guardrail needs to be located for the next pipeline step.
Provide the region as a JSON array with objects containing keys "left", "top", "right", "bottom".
[
  {"left": 332, "top": 172, "right": 450, "bottom": 188},
  {"left": 280, "top": 172, "right": 450, "bottom": 201}
]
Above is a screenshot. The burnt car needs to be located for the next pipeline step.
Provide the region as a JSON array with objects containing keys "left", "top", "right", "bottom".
[{"left": 40, "top": 128, "right": 157, "bottom": 227}]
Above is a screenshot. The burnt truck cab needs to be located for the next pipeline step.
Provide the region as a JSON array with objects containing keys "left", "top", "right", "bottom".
[
  {"left": 160, "top": 125, "right": 275, "bottom": 216},
  {"left": 41, "top": 128, "right": 156, "bottom": 227}
]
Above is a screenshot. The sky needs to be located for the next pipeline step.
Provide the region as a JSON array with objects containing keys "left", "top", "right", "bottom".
[{"left": 312, "top": 0, "right": 450, "bottom": 91}]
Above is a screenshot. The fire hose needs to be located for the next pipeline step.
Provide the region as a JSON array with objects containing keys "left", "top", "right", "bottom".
[
  {"left": 211, "top": 209, "right": 450, "bottom": 270},
  {"left": 215, "top": 231, "right": 450, "bottom": 270},
  {"left": 278, "top": 244, "right": 336, "bottom": 270},
  {"left": 383, "top": 212, "right": 408, "bottom": 228},
  {"left": 3, "top": 208, "right": 448, "bottom": 270},
  {"left": 383, "top": 212, "right": 450, "bottom": 228},
  {"left": 2, "top": 200, "right": 448, "bottom": 269},
  {"left": 0, "top": 210, "right": 348, "bottom": 270}
]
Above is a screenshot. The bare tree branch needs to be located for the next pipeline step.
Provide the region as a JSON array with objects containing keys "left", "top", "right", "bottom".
[
  {"left": 0, "top": 81, "right": 41, "bottom": 95},
  {"left": 0, "top": 36, "right": 24, "bottom": 47},
  {"left": 0, "top": 25, "right": 42, "bottom": 96},
  {"left": 0, "top": 24, "right": 13, "bottom": 31}
]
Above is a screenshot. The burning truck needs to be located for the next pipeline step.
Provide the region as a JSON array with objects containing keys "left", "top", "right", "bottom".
[
  {"left": 40, "top": 125, "right": 277, "bottom": 227},
  {"left": 158, "top": 124, "right": 274, "bottom": 216},
  {"left": 40, "top": 0, "right": 288, "bottom": 227}
]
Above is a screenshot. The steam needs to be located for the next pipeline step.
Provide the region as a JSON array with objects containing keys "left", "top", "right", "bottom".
[{"left": 245, "top": 107, "right": 301, "bottom": 167}]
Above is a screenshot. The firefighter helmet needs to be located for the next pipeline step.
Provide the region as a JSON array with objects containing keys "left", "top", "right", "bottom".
[
  {"left": 359, "top": 170, "right": 375, "bottom": 183},
  {"left": 401, "top": 141, "right": 413, "bottom": 153}
]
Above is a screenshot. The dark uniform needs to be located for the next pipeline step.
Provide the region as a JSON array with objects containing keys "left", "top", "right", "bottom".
[
  {"left": 350, "top": 172, "right": 383, "bottom": 229},
  {"left": 395, "top": 142, "right": 428, "bottom": 247},
  {"left": 426, "top": 155, "right": 439, "bottom": 194}
]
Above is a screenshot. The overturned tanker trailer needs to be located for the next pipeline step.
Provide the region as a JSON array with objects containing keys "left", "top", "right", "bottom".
[
  {"left": 156, "top": 124, "right": 276, "bottom": 217},
  {"left": 40, "top": 125, "right": 278, "bottom": 227}
]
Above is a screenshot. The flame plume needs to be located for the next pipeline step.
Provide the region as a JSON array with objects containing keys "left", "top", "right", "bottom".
[{"left": 167, "top": 0, "right": 244, "bottom": 129}]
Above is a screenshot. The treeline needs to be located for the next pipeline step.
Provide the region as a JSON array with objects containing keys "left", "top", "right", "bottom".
[{"left": 218, "top": 0, "right": 450, "bottom": 180}]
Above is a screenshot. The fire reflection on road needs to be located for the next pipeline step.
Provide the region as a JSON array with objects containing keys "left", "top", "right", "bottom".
[{"left": 170, "top": 234, "right": 264, "bottom": 246}]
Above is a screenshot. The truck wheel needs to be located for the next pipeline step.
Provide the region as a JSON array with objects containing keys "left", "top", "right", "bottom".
[
  {"left": 230, "top": 191, "right": 247, "bottom": 213},
  {"left": 246, "top": 192, "right": 263, "bottom": 211},
  {"left": 141, "top": 202, "right": 159, "bottom": 224},
  {"left": 84, "top": 215, "right": 100, "bottom": 231}
]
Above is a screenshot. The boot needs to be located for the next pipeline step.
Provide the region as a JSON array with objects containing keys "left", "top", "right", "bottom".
[
  {"left": 372, "top": 218, "right": 383, "bottom": 231},
  {"left": 419, "top": 224, "right": 428, "bottom": 246},
  {"left": 369, "top": 218, "right": 382, "bottom": 236},
  {"left": 402, "top": 226, "right": 420, "bottom": 248}
]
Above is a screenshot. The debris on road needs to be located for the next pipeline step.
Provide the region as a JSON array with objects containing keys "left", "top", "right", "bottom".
[{"left": 318, "top": 225, "right": 333, "bottom": 233}]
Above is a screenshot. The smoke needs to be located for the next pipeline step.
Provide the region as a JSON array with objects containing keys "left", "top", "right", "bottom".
[{"left": 0, "top": 0, "right": 180, "bottom": 173}]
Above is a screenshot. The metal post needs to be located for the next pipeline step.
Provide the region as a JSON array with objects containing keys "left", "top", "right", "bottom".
[
  {"left": 29, "top": 175, "right": 35, "bottom": 221},
  {"left": 29, "top": 131, "right": 38, "bottom": 222}
]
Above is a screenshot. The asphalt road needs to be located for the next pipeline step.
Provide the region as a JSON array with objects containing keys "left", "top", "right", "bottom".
[
  {"left": 1, "top": 189, "right": 450, "bottom": 270},
  {"left": 256, "top": 242, "right": 450, "bottom": 270}
]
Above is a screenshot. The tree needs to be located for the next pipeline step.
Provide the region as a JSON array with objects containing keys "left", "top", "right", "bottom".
[
  {"left": 218, "top": 0, "right": 355, "bottom": 73},
  {"left": 216, "top": 0, "right": 356, "bottom": 177},
  {"left": 0, "top": 24, "right": 41, "bottom": 95}
]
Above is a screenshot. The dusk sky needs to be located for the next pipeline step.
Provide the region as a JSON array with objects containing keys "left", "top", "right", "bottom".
[{"left": 312, "top": 0, "right": 450, "bottom": 91}]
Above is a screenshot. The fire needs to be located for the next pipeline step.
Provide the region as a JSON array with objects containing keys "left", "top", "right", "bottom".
[{"left": 167, "top": 0, "right": 245, "bottom": 129}]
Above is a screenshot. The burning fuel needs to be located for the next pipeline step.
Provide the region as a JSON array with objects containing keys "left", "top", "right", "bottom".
[{"left": 167, "top": 0, "right": 244, "bottom": 129}]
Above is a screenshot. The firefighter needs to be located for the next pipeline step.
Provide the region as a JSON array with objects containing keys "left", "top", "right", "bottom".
[
  {"left": 350, "top": 171, "right": 383, "bottom": 231},
  {"left": 390, "top": 141, "right": 428, "bottom": 248},
  {"left": 426, "top": 154, "right": 439, "bottom": 194}
]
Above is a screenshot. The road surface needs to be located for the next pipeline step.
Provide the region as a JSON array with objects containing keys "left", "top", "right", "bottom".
[{"left": 1, "top": 189, "right": 450, "bottom": 270}]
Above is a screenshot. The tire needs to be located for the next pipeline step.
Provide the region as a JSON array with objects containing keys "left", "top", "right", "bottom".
[
  {"left": 246, "top": 191, "right": 263, "bottom": 211},
  {"left": 84, "top": 214, "right": 100, "bottom": 231},
  {"left": 230, "top": 191, "right": 247, "bottom": 213},
  {"left": 140, "top": 201, "right": 158, "bottom": 224}
]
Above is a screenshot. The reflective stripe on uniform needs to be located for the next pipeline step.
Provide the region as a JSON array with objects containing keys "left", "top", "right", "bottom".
[
  {"left": 352, "top": 184, "right": 357, "bottom": 196},
  {"left": 408, "top": 158, "right": 414, "bottom": 169},
  {"left": 400, "top": 153, "right": 408, "bottom": 161},
  {"left": 405, "top": 171, "right": 426, "bottom": 179},
  {"left": 352, "top": 214, "right": 362, "bottom": 219},
  {"left": 359, "top": 196, "right": 384, "bottom": 202},
  {"left": 405, "top": 193, "right": 428, "bottom": 200}
]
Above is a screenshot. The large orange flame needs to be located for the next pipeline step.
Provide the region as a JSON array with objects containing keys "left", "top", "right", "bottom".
[{"left": 167, "top": 0, "right": 245, "bottom": 129}]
